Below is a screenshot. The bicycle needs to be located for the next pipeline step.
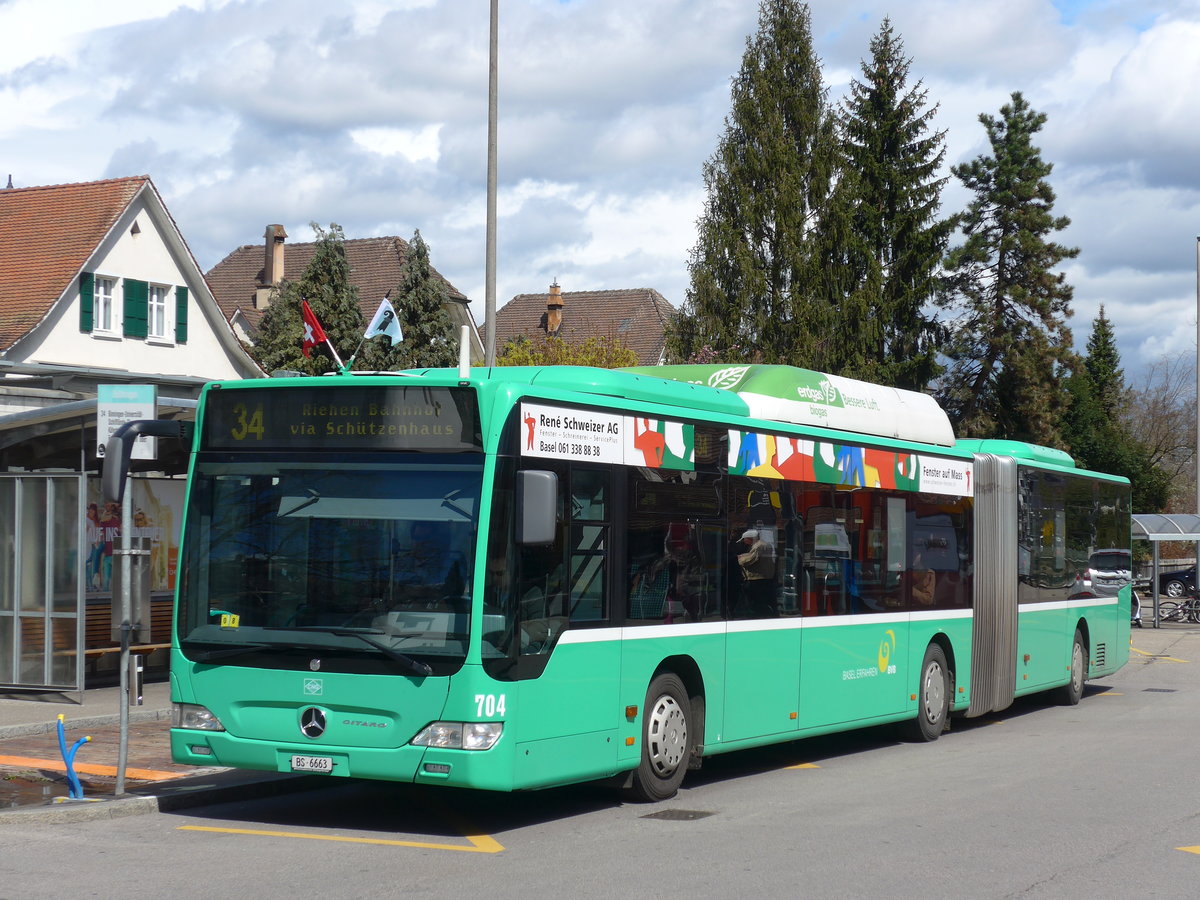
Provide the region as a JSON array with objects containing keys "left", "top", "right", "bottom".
[{"left": 1156, "top": 589, "right": 1200, "bottom": 624}]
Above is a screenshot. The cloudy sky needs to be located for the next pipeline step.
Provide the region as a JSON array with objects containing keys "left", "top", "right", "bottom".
[{"left": 2, "top": 0, "right": 1198, "bottom": 380}]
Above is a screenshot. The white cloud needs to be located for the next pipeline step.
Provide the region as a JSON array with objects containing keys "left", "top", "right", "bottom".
[
  {"left": 1, "top": 0, "right": 1198, "bottom": 380},
  {"left": 350, "top": 125, "right": 441, "bottom": 163}
]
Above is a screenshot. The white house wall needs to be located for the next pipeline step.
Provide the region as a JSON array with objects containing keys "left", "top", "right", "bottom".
[{"left": 11, "top": 194, "right": 255, "bottom": 382}]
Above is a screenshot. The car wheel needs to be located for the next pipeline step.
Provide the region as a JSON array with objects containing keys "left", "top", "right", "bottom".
[{"left": 1165, "top": 579, "right": 1187, "bottom": 599}]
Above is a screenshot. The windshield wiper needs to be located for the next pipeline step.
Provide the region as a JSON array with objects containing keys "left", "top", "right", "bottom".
[
  {"left": 280, "top": 488, "right": 321, "bottom": 517},
  {"left": 185, "top": 640, "right": 277, "bottom": 661},
  {"left": 263, "top": 626, "right": 433, "bottom": 677},
  {"left": 331, "top": 630, "right": 433, "bottom": 677}
]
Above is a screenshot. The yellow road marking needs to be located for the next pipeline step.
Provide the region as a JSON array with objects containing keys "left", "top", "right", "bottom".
[
  {"left": 1177, "top": 846, "right": 1200, "bottom": 855},
  {"left": 1131, "top": 647, "right": 1189, "bottom": 663},
  {"left": 1096, "top": 691, "right": 1123, "bottom": 696},
  {"left": 0, "top": 754, "right": 182, "bottom": 782},
  {"left": 787, "top": 762, "right": 819, "bottom": 770},
  {"left": 178, "top": 824, "right": 504, "bottom": 853}
]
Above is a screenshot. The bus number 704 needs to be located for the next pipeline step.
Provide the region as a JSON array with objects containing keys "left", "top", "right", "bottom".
[{"left": 475, "top": 694, "right": 506, "bottom": 717}]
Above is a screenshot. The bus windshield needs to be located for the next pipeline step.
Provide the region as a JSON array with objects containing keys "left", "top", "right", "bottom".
[{"left": 177, "top": 454, "right": 483, "bottom": 674}]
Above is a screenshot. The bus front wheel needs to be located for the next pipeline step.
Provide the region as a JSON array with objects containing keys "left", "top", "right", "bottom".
[
  {"left": 627, "top": 673, "right": 690, "bottom": 802},
  {"left": 904, "top": 644, "right": 949, "bottom": 742}
]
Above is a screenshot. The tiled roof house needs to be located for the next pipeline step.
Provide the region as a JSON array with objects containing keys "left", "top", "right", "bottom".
[
  {"left": 495, "top": 284, "right": 675, "bottom": 366},
  {"left": 207, "top": 227, "right": 483, "bottom": 361},
  {"left": 0, "top": 175, "right": 262, "bottom": 408}
]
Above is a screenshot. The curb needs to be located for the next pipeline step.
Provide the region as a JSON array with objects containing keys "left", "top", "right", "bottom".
[
  {"left": 0, "top": 771, "right": 325, "bottom": 825},
  {"left": 0, "top": 707, "right": 172, "bottom": 741}
]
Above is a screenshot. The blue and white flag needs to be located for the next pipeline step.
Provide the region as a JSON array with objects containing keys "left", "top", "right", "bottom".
[{"left": 365, "top": 298, "right": 403, "bottom": 345}]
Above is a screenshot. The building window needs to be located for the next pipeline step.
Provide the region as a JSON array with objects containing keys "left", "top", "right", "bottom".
[
  {"left": 94, "top": 277, "right": 116, "bottom": 333},
  {"left": 148, "top": 284, "right": 170, "bottom": 339}
]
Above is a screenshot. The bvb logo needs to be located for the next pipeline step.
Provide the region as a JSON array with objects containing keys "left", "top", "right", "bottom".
[{"left": 878, "top": 629, "right": 897, "bottom": 675}]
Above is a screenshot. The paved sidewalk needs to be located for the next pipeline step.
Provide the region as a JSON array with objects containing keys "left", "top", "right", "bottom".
[{"left": 0, "top": 680, "right": 313, "bottom": 822}]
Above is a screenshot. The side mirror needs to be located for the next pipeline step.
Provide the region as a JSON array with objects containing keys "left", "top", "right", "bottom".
[{"left": 516, "top": 469, "right": 557, "bottom": 545}]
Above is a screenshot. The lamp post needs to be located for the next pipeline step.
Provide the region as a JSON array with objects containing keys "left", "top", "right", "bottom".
[{"left": 485, "top": 0, "right": 498, "bottom": 367}]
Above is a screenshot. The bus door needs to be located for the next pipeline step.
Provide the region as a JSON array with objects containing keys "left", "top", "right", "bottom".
[
  {"left": 723, "top": 481, "right": 801, "bottom": 742},
  {"left": 797, "top": 490, "right": 911, "bottom": 731},
  {"left": 507, "top": 465, "right": 621, "bottom": 787}
]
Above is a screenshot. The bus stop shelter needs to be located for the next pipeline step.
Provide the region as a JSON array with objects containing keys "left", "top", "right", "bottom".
[{"left": 1131, "top": 513, "right": 1200, "bottom": 627}]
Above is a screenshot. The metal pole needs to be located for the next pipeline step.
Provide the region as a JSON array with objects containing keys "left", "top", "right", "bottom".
[
  {"left": 484, "top": 0, "right": 498, "bottom": 367},
  {"left": 115, "top": 482, "right": 132, "bottom": 795},
  {"left": 1195, "top": 237, "right": 1199, "bottom": 572}
]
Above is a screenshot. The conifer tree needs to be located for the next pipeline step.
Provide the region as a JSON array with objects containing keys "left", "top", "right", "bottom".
[
  {"left": 1084, "top": 305, "right": 1124, "bottom": 410},
  {"left": 839, "top": 18, "right": 949, "bottom": 390},
  {"left": 937, "top": 92, "right": 1077, "bottom": 444},
  {"left": 1062, "top": 307, "right": 1169, "bottom": 511},
  {"left": 253, "top": 223, "right": 363, "bottom": 375},
  {"left": 360, "top": 230, "right": 457, "bottom": 370},
  {"left": 668, "top": 0, "right": 841, "bottom": 368}
]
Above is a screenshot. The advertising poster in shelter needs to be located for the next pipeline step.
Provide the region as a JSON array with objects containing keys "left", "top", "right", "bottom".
[{"left": 85, "top": 478, "right": 184, "bottom": 595}]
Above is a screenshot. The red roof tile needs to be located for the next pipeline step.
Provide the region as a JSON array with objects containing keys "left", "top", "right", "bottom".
[
  {"left": 0, "top": 176, "right": 148, "bottom": 350},
  {"left": 496, "top": 288, "right": 675, "bottom": 366},
  {"left": 206, "top": 234, "right": 468, "bottom": 325}
]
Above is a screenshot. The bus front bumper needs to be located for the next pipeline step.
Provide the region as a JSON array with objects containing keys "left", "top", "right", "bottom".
[{"left": 171, "top": 729, "right": 517, "bottom": 791}]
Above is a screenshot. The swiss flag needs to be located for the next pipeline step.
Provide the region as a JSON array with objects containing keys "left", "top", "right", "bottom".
[{"left": 301, "top": 300, "right": 327, "bottom": 358}]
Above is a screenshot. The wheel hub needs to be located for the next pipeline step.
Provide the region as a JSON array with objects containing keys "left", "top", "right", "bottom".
[{"left": 647, "top": 695, "right": 687, "bottom": 776}]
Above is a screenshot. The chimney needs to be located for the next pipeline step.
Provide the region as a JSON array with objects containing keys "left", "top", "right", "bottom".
[
  {"left": 546, "top": 280, "right": 564, "bottom": 334},
  {"left": 256, "top": 224, "right": 287, "bottom": 309}
]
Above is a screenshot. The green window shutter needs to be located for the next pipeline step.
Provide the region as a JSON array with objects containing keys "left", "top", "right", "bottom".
[
  {"left": 79, "top": 272, "right": 94, "bottom": 332},
  {"left": 175, "top": 286, "right": 189, "bottom": 343},
  {"left": 123, "top": 278, "right": 148, "bottom": 339}
]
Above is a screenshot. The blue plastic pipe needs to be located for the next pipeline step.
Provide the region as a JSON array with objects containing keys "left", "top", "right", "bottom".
[{"left": 55, "top": 714, "right": 92, "bottom": 800}]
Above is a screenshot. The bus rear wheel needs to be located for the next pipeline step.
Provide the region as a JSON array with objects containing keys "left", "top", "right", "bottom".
[
  {"left": 627, "top": 673, "right": 690, "bottom": 802},
  {"left": 1057, "top": 629, "right": 1086, "bottom": 706},
  {"left": 903, "top": 644, "right": 949, "bottom": 742}
]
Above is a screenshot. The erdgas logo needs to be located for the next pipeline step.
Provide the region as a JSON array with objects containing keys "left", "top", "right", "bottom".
[{"left": 796, "top": 378, "right": 840, "bottom": 405}]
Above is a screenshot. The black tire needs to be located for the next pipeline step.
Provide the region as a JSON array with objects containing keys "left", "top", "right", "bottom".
[
  {"left": 1057, "top": 629, "right": 1086, "bottom": 705},
  {"left": 1187, "top": 602, "right": 1200, "bottom": 624},
  {"left": 626, "top": 673, "right": 690, "bottom": 802},
  {"left": 1158, "top": 600, "right": 1182, "bottom": 623},
  {"left": 903, "top": 644, "right": 949, "bottom": 742},
  {"left": 1164, "top": 579, "right": 1187, "bottom": 599}
]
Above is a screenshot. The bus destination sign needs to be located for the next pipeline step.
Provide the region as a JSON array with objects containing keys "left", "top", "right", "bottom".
[{"left": 202, "top": 386, "right": 482, "bottom": 452}]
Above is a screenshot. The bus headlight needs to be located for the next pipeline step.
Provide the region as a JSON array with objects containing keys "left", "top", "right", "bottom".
[
  {"left": 411, "top": 721, "right": 503, "bottom": 750},
  {"left": 172, "top": 703, "right": 225, "bottom": 731}
]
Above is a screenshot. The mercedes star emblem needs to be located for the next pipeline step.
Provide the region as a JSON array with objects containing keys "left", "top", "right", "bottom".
[
  {"left": 309, "top": 658, "right": 321, "bottom": 671},
  {"left": 300, "top": 707, "right": 327, "bottom": 738}
]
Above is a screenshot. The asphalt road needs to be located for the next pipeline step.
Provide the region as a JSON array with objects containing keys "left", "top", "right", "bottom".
[{"left": 3, "top": 626, "right": 1199, "bottom": 899}]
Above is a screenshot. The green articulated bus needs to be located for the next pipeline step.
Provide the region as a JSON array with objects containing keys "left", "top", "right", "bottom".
[{"left": 119, "top": 364, "right": 1132, "bottom": 801}]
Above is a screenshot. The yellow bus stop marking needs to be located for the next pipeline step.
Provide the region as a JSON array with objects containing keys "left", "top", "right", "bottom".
[
  {"left": 177, "top": 824, "right": 504, "bottom": 854},
  {"left": 787, "top": 762, "right": 819, "bottom": 770},
  {"left": 1177, "top": 846, "right": 1200, "bottom": 855},
  {"left": 1131, "top": 647, "right": 1189, "bottom": 663}
]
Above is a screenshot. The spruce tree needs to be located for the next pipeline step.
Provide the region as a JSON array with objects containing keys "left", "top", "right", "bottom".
[
  {"left": 1084, "top": 305, "right": 1124, "bottom": 410},
  {"left": 937, "top": 92, "right": 1078, "bottom": 444},
  {"left": 839, "top": 18, "right": 949, "bottom": 390},
  {"left": 253, "top": 223, "right": 363, "bottom": 376},
  {"left": 1062, "top": 307, "right": 1169, "bottom": 511},
  {"left": 667, "top": 0, "right": 840, "bottom": 368},
  {"left": 389, "top": 230, "right": 457, "bottom": 369}
]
